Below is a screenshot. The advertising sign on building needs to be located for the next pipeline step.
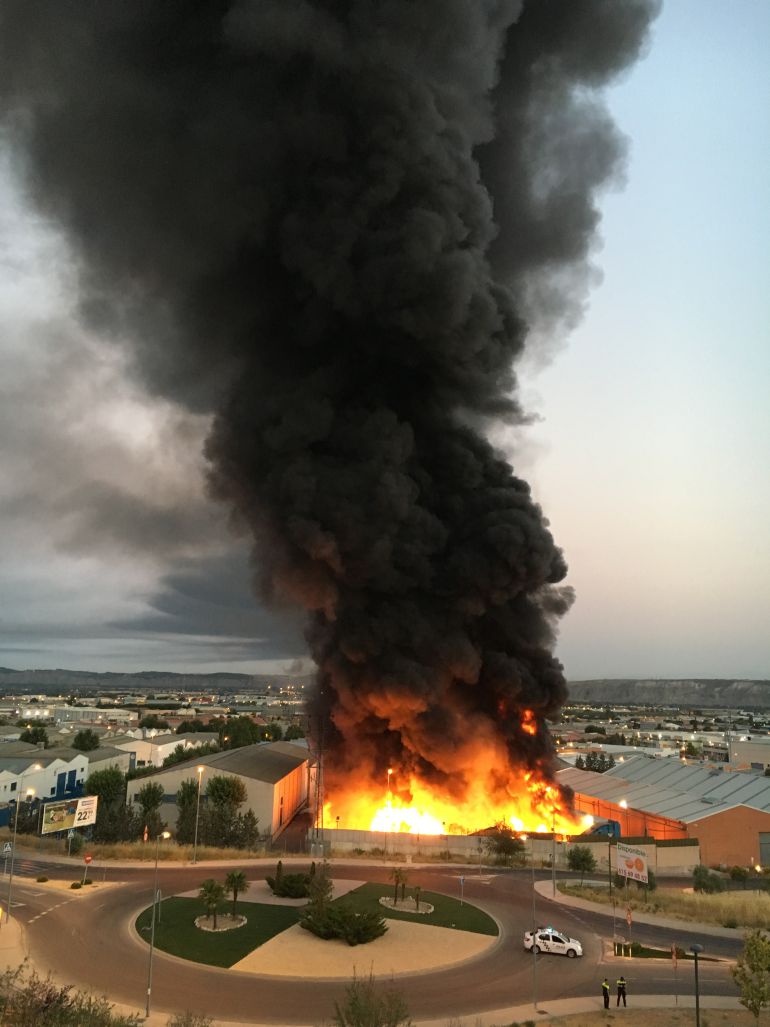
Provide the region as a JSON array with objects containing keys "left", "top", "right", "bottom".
[
  {"left": 41, "top": 795, "right": 98, "bottom": 835},
  {"left": 616, "top": 842, "right": 649, "bottom": 884}
]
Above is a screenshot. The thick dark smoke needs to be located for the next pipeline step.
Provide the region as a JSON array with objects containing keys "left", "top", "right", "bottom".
[{"left": 0, "top": 1, "right": 658, "bottom": 815}]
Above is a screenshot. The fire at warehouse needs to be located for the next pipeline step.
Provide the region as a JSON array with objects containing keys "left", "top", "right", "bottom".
[{"left": 0, "top": 2, "right": 660, "bottom": 836}]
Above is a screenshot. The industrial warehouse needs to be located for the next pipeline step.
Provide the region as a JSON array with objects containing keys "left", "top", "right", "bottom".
[{"left": 558, "top": 753, "right": 770, "bottom": 868}]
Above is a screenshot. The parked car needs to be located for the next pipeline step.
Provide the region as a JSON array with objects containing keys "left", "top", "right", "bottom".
[{"left": 523, "top": 926, "right": 583, "bottom": 957}]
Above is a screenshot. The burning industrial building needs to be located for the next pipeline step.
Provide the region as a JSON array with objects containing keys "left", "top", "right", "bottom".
[{"left": 0, "top": 1, "right": 659, "bottom": 837}]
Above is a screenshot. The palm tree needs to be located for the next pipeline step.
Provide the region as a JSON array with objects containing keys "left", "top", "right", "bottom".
[
  {"left": 225, "top": 870, "right": 249, "bottom": 919},
  {"left": 199, "top": 878, "right": 225, "bottom": 929},
  {"left": 390, "top": 867, "right": 408, "bottom": 905}
]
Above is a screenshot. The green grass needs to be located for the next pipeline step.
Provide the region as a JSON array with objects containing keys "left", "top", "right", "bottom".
[
  {"left": 135, "top": 898, "right": 299, "bottom": 967},
  {"left": 337, "top": 883, "right": 498, "bottom": 936},
  {"left": 136, "top": 883, "right": 498, "bottom": 969}
]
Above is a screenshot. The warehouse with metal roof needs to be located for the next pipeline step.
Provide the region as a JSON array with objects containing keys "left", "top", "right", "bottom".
[
  {"left": 125, "top": 741, "right": 309, "bottom": 840},
  {"left": 558, "top": 754, "right": 770, "bottom": 866}
]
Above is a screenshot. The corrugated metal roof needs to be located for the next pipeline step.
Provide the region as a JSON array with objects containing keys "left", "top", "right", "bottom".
[
  {"left": 138, "top": 742, "right": 308, "bottom": 785},
  {"left": 561, "top": 754, "right": 770, "bottom": 823}
]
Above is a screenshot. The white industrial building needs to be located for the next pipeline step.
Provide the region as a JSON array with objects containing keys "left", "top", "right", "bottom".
[{"left": 125, "top": 741, "right": 309, "bottom": 840}]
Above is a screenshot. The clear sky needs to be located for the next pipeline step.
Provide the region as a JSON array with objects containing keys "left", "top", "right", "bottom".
[{"left": 0, "top": 1, "right": 767, "bottom": 679}]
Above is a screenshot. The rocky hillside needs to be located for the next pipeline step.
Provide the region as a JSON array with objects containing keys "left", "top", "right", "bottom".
[{"left": 567, "top": 678, "right": 770, "bottom": 709}]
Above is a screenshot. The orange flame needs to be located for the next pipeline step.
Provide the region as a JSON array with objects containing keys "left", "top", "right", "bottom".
[
  {"left": 325, "top": 767, "right": 580, "bottom": 837},
  {"left": 521, "top": 709, "right": 537, "bottom": 736}
]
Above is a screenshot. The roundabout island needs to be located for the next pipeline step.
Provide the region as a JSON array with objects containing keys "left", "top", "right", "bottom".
[{"left": 134, "top": 877, "right": 499, "bottom": 979}]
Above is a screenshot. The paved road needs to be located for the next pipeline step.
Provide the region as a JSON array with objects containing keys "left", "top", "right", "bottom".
[{"left": 7, "top": 860, "right": 739, "bottom": 1024}]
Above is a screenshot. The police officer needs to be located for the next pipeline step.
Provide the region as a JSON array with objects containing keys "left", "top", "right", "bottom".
[
  {"left": 616, "top": 974, "right": 627, "bottom": 1006},
  {"left": 601, "top": 978, "right": 610, "bottom": 1008}
]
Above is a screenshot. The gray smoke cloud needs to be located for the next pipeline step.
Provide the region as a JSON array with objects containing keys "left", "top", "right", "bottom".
[{"left": 0, "top": 1, "right": 659, "bottom": 815}]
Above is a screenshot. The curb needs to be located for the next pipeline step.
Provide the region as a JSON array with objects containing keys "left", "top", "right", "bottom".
[{"left": 534, "top": 879, "right": 745, "bottom": 940}]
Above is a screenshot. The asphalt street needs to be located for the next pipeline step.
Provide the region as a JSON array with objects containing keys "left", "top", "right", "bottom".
[{"left": 5, "top": 858, "right": 740, "bottom": 1024}]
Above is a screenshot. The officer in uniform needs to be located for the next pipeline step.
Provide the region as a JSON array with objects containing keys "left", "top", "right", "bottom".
[
  {"left": 616, "top": 974, "right": 627, "bottom": 1006},
  {"left": 601, "top": 978, "right": 610, "bottom": 1008}
]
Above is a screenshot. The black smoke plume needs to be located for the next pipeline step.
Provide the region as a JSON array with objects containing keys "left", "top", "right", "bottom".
[{"left": 0, "top": 1, "right": 659, "bottom": 823}]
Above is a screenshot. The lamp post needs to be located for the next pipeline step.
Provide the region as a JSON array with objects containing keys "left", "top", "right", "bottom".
[
  {"left": 690, "top": 943, "right": 703, "bottom": 1027},
  {"left": 145, "top": 830, "right": 171, "bottom": 1018},
  {"left": 192, "top": 765, "right": 205, "bottom": 864},
  {"left": 6, "top": 786, "right": 34, "bottom": 926},
  {"left": 522, "top": 834, "right": 538, "bottom": 1012},
  {"left": 386, "top": 767, "right": 393, "bottom": 795},
  {"left": 551, "top": 811, "right": 557, "bottom": 898}
]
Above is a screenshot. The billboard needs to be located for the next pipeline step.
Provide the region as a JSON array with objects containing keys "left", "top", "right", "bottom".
[
  {"left": 616, "top": 841, "right": 649, "bottom": 884},
  {"left": 41, "top": 795, "right": 98, "bottom": 835}
]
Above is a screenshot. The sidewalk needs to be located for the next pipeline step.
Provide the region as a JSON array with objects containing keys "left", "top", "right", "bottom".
[
  {"left": 534, "top": 879, "right": 743, "bottom": 939},
  {"left": 109, "top": 992, "right": 742, "bottom": 1027}
]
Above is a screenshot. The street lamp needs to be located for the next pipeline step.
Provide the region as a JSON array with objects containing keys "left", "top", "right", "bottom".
[
  {"left": 5, "top": 786, "right": 34, "bottom": 926},
  {"left": 551, "top": 811, "right": 557, "bottom": 897},
  {"left": 192, "top": 765, "right": 205, "bottom": 865},
  {"left": 521, "top": 834, "right": 538, "bottom": 1012},
  {"left": 145, "top": 830, "right": 171, "bottom": 1018},
  {"left": 690, "top": 943, "right": 703, "bottom": 1027},
  {"left": 386, "top": 767, "right": 393, "bottom": 794}
]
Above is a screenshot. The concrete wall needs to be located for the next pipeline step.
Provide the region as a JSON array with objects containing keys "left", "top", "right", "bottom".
[{"left": 316, "top": 828, "right": 699, "bottom": 874}]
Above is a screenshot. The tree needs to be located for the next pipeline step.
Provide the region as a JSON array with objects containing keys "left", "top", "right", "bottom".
[
  {"left": 135, "top": 782, "right": 165, "bottom": 839},
  {"left": 175, "top": 778, "right": 200, "bottom": 845},
  {"left": 567, "top": 845, "right": 597, "bottom": 885},
  {"left": 225, "top": 870, "right": 249, "bottom": 918},
  {"left": 138, "top": 715, "right": 169, "bottom": 730},
  {"left": 693, "top": 864, "right": 724, "bottom": 894},
  {"left": 162, "top": 742, "right": 219, "bottom": 768},
  {"left": 198, "top": 879, "right": 226, "bottom": 929},
  {"left": 730, "top": 866, "right": 750, "bottom": 890},
  {"left": 86, "top": 767, "right": 136, "bottom": 842},
  {"left": 20, "top": 725, "right": 48, "bottom": 747},
  {"left": 284, "top": 723, "right": 305, "bottom": 741},
  {"left": 260, "top": 722, "right": 283, "bottom": 741},
  {"left": 732, "top": 930, "right": 770, "bottom": 1025},
  {"left": 574, "top": 755, "right": 585, "bottom": 769},
  {"left": 175, "top": 719, "right": 210, "bottom": 734},
  {"left": 72, "top": 729, "right": 100, "bottom": 751},
  {"left": 482, "top": 823, "right": 525, "bottom": 867},
  {"left": 390, "top": 868, "right": 408, "bottom": 905},
  {"left": 332, "top": 972, "right": 412, "bottom": 1027},
  {"left": 205, "top": 775, "right": 247, "bottom": 847}
]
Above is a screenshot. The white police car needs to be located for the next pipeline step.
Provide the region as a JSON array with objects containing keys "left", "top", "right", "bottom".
[{"left": 523, "top": 926, "right": 583, "bottom": 958}]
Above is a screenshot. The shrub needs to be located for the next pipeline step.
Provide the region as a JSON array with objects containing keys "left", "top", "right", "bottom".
[
  {"left": 332, "top": 971, "right": 411, "bottom": 1027},
  {"left": 36, "top": 876, "right": 48, "bottom": 883},
  {"left": 693, "top": 864, "right": 724, "bottom": 894},
  {"left": 266, "top": 872, "right": 311, "bottom": 898},
  {"left": 70, "top": 882, "right": 82, "bottom": 889},
  {"left": 722, "top": 917, "right": 738, "bottom": 928},
  {"left": 68, "top": 833, "right": 84, "bottom": 855},
  {"left": 83, "top": 878, "right": 94, "bottom": 885},
  {"left": 301, "top": 902, "right": 387, "bottom": 946},
  {"left": 166, "top": 1014, "right": 213, "bottom": 1027}
]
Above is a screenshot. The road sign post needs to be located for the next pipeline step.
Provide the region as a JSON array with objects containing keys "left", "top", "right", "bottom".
[
  {"left": 672, "top": 943, "right": 678, "bottom": 1005},
  {"left": 626, "top": 907, "right": 632, "bottom": 951},
  {"left": 459, "top": 875, "right": 465, "bottom": 906},
  {"left": 82, "top": 853, "right": 93, "bottom": 886}
]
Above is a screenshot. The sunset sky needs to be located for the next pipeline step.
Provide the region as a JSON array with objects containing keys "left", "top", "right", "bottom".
[{"left": 0, "top": 1, "right": 767, "bottom": 680}]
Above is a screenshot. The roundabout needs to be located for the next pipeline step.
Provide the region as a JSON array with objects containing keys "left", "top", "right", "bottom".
[{"left": 8, "top": 858, "right": 743, "bottom": 1024}]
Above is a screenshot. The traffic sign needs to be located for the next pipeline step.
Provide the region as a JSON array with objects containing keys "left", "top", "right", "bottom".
[
  {"left": 626, "top": 908, "right": 633, "bottom": 927},
  {"left": 3, "top": 842, "right": 11, "bottom": 854},
  {"left": 672, "top": 943, "right": 678, "bottom": 967},
  {"left": 84, "top": 854, "right": 93, "bottom": 864}
]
